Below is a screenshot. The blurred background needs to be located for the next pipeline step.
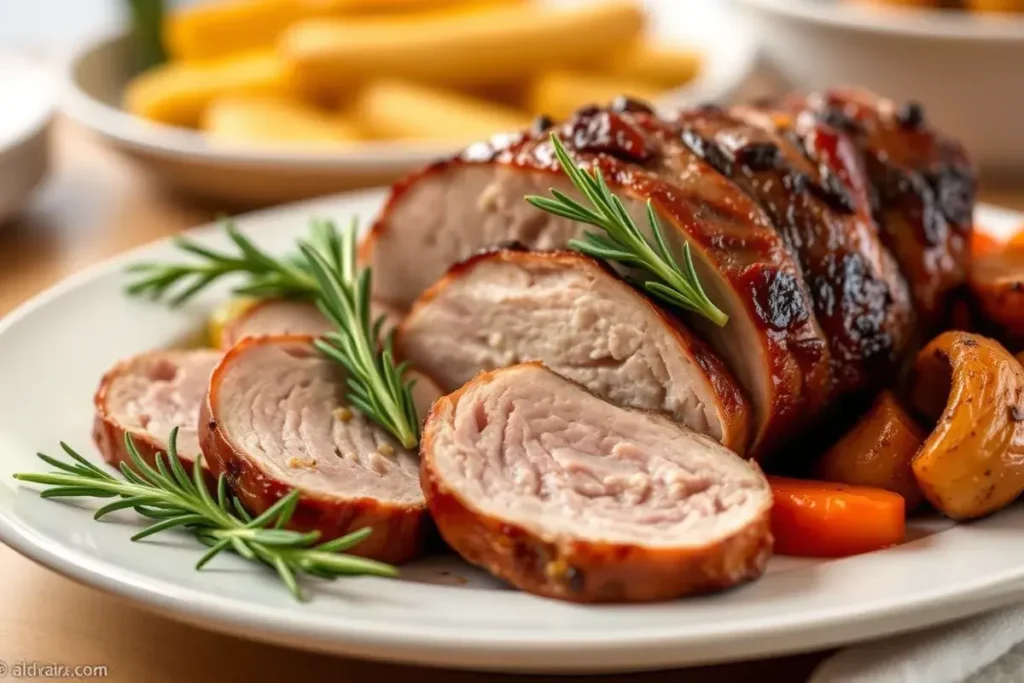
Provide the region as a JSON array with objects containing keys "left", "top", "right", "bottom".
[{"left": 1, "top": 0, "right": 1024, "bottom": 226}]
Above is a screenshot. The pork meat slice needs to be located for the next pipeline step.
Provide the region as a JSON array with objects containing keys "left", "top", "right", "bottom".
[
  {"left": 783, "top": 88, "right": 976, "bottom": 326},
  {"left": 421, "top": 362, "right": 773, "bottom": 603},
  {"left": 396, "top": 249, "right": 751, "bottom": 454},
  {"left": 218, "top": 298, "right": 403, "bottom": 349},
  {"left": 93, "top": 349, "right": 220, "bottom": 476},
  {"left": 363, "top": 102, "right": 832, "bottom": 459},
  {"left": 200, "top": 335, "right": 427, "bottom": 564},
  {"left": 677, "top": 105, "right": 914, "bottom": 396}
]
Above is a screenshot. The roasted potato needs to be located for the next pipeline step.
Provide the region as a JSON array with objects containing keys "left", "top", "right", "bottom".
[
  {"left": 968, "top": 246, "right": 1024, "bottom": 341},
  {"left": 910, "top": 332, "right": 1024, "bottom": 520},
  {"left": 816, "top": 391, "right": 926, "bottom": 511}
]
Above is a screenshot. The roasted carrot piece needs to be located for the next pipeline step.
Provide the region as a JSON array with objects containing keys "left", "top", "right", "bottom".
[
  {"left": 767, "top": 476, "right": 906, "bottom": 558},
  {"left": 971, "top": 229, "right": 1001, "bottom": 257}
]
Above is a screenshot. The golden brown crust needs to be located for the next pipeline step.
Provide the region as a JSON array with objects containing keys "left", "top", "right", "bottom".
[
  {"left": 200, "top": 334, "right": 428, "bottom": 564},
  {"left": 420, "top": 363, "right": 773, "bottom": 603},
  {"left": 910, "top": 332, "right": 1024, "bottom": 520},
  {"left": 398, "top": 248, "right": 752, "bottom": 455}
]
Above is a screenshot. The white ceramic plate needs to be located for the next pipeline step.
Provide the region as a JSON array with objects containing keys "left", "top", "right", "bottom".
[
  {"left": 0, "top": 54, "right": 53, "bottom": 226},
  {"left": 729, "top": 0, "right": 1024, "bottom": 170},
  {"left": 1, "top": 190, "right": 1023, "bottom": 674},
  {"left": 59, "top": 0, "right": 757, "bottom": 206}
]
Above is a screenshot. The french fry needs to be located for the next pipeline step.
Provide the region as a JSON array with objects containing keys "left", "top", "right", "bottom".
[
  {"left": 606, "top": 43, "right": 702, "bottom": 89},
  {"left": 527, "top": 71, "right": 662, "bottom": 120},
  {"left": 125, "top": 51, "right": 291, "bottom": 128},
  {"left": 280, "top": 0, "right": 646, "bottom": 94},
  {"left": 202, "top": 95, "right": 360, "bottom": 149},
  {"left": 165, "top": 0, "right": 305, "bottom": 62},
  {"left": 165, "top": 0, "right": 529, "bottom": 62},
  {"left": 351, "top": 80, "right": 531, "bottom": 142}
]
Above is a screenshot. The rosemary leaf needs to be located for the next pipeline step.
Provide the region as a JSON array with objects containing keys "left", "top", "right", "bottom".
[
  {"left": 526, "top": 133, "right": 729, "bottom": 327},
  {"left": 14, "top": 430, "right": 397, "bottom": 601}
]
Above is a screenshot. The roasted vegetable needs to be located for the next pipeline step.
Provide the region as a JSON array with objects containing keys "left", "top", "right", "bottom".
[
  {"left": 769, "top": 476, "right": 906, "bottom": 557},
  {"left": 527, "top": 71, "right": 662, "bottom": 119},
  {"left": 125, "top": 50, "right": 290, "bottom": 127},
  {"left": 968, "top": 246, "right": 1024, "bottom": 340},
  {"left": 203, "top": 95, "right": 360, "bottom": 148},
  {"left": 910, "top": 332, "right": 1024, "bottom": 520},
  {"left": 280, "top": 0, "right": 645, "bottom": 93},
  {"left": 816, "top": 391, "right": 926, "bottom": 510},
  {"left": 768, "top": 476, "right": 905, "bottom": 558},
  {"left": 352, "top": 80, "right": 531, "bottom": 141}
]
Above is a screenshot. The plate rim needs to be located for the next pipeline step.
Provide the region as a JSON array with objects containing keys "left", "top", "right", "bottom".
[
  {"left": 1, "top": 193, "right": 1023, "bottom": 672},
  {"left": 731, "top": 0, "right": 1024, "bottom": 41}
]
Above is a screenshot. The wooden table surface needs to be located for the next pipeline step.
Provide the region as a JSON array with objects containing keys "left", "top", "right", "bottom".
[{"left": 1, "top": 120, "right": 1023, "bottom": 683}]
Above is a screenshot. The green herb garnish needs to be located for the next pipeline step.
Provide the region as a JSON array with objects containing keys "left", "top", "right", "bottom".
[
  {"left": 526, "top": 134, "right": 728, "bottom": 327},
  {"left": 14, "top": 428, "right": 396, "bottom": 600}
]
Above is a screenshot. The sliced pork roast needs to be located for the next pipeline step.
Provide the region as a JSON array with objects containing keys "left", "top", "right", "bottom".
[
  {"left": 93, "top": 349, "right": 220, "bottom": 475},
  {"left": 677, "top": 105, "right": 914, "bottom": 395},
  {"left": 784, "top": 88, "right": 976, "bottom": 326},
  {"left": 218, "top": 298, "right": 404, "bottom": 349},
  {"left": 200, "top": 335, "right": 427, "bottom": 563},
  {"left": 421, "top": 362, "right": 773, "bottom": 603},
  {"left": 364, "top": 102, "right": 832, "bottom": 459},
  {"left": 396, "top": 249, "right": 752, "bottom": 455}
]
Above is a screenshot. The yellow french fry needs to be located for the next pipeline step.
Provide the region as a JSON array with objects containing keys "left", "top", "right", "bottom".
[
  {"left": 606, "top": 43, "right": 702, "bottom": 89},
  {"left": 527, "top": 71, "right": 663, "bottom": 121},
  {"left": 281, "top": 0, "right": 646, "bottom": 93},
  {"left": 165, "top": 0, "right": 529, "bottom": 62},
  {"left": 351, "top": 80, "right": 531, "bottom": 142},
  {"left": 202, "top": 95, "right": 360, "bottom": 149},
  {"left": 165, "top": 0, "right": 305, "bottom": 62},
  {"left": 125, "top": 51, "right": 290, "bottom": 128}
]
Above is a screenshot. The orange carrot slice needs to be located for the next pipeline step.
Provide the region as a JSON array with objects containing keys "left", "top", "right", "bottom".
[{"left": 767, "top": 476, "right": 906, "bottom": 558}]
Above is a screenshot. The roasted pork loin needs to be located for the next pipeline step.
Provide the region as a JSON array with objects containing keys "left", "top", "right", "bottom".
[
  {"left": 363, "top": 93, "right": 975, "bottom": 459},
  {"left": 364, "top": 102, "right": 832, "bottom": 458},
  {"left": 200, "top": 335, "right": 428, "bottom": 563},
  {"left": 93, "top": 349, "right": 220, "bottom": 475},
  {"left": 421, "top": 362, "right": 773, "bottom": 602},
  {"left": 397, "top": 249, "right": 751, "bottom": 454}
]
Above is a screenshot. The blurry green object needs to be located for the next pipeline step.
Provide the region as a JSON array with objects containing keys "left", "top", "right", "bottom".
[{"left": 126, "top": 0, "right": 167, "bottom": 69}]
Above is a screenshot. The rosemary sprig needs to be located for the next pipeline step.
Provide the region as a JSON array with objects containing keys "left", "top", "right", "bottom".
[
  {"left": 299, "top": 219, "right": 420, "bottom": 449},
  {"left": 126, "top": 218, "right": 420, "bottom": 447},
  {"left": 526, "top": 134, "right": 729, "bottom": 327},
  {"left": 125, "top": 221, "right": 318, "bottom": 306},
  {"left": 14, "top": 428, "right": 397, "bottom": 600}
]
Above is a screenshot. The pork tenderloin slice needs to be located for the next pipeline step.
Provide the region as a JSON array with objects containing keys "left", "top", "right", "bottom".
[
  {"left": 219, "top": 298, "right": 403, "bottom": 350},
  {"left": 364, "top": 105, "right": 832, "bottom": 459},
  {"left": 200, "top": 335, "right": 427, "bottom": 564},
  {"left": 397, "top": 249, "right": 751, "bottom": 455},
  {"left": 784, "top": 88, "right": 976, "bottom": 326},
  {"left": 421, "top": 362, "right": 773, "bottom": 603},
  {"left": 93, "top": 349, "right": 220, "bottom": 475}
]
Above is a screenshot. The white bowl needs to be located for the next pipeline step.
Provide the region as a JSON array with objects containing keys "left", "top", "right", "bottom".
[
  {"left": 0, "top": 55, "right": 53, "bottom": 226},
  {"left": 730, "top": 0, "right": 1024, "bottom": 170},
  {"left": 59, "top": 0, "right": 758, "bottom": 208}
]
